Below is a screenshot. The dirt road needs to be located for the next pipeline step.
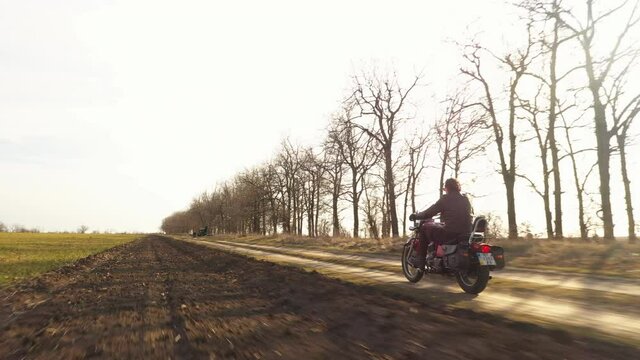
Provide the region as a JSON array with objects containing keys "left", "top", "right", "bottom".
[
  {"left": 185, "top": 239, "right": 640, "bottom": 344},
  {"left": 1, "top": 236, "right": 637, "bottom": 359},
  {"left": 212, "top": 240, "right": 640, "bottom": 296}
]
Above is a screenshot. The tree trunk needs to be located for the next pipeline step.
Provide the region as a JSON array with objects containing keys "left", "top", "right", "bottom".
[
  {"left": 550, "top": 140, "right": 563, "bottom": 238},
  {"left": 384, "top": 146, "right": 400, "bottom": 237},
  {"left": 262, "top": 201, "right": 267, "bottom": 235},
  {"left": 308, "top": 187, "right": 314, "bottom": 237},
  {"left": 531, "top": 118, "right": 553, "bottom": 239},
  {"left": 549, "top": 17, "right": 564, "bottom": 238},
  {"left": 505, "top": 176, "right": 517, "bottom": 239},
  {"left": 439, "top": 158, "right": 446, "bottom": 198},
  {"left": 539, "top": 141, "right": 553, "bottom": 239},
  {"left": 352, "top": 173, "right": 359, "bottom": 238},
  {"left": 270, "top": 198, "right": 278, "bottom": 235},
  {"left": 291, "top": 188, "right": 297, "bottom": 234},
  {"left": 563, "top": 119, "right": 589, "bottom": 239},
  {"left": 381, "top": 189, "right": 389, "bottom": 238},
  {"left": 507, "top": 81, "right": 518, "bottom": 239},
  {"left": 411, "top": 172, "right": 417, "bottom": 213},
  {"left": 577, "top": 187, "right": 588, "bottom": 239},
  {"left": 315, "top": 179, "right": 321, "bottom": 237},
  {"left": 593, "top": 97, "right": 615, "bottom": 240},
  {"left": 617, "top": 134, "right": 637, "bottom": 242},
  {"left": 402, "top": 172, "right": 411, "bottom": 237},
  {"left": 286, "top": 187, "right": 292, "bottom": 233},
  {"left": 543, "top": 174, "right": 553, "bottom": 239},
  {"left": 332, "top": 189, "right": 340, "bottom": 237}
]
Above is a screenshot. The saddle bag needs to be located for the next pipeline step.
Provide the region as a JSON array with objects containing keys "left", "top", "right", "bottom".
[{"left": 443, "top": 243, "right": 470, "bottom": 271}]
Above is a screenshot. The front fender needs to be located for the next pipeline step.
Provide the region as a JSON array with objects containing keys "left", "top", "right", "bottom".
[{"left": 404, "top": 236, "right": 419, "bottom": 247}]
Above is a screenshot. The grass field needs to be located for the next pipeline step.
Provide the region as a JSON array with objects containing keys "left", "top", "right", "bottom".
[
  {"left": 0, "top": 233, "right": 140, "bottom": 286},
  {"left": 202, "top": 233, "right": 640, "bottom": 278},
  {"left": 491, "top": 237, "right": 640, "bottom": 276}
]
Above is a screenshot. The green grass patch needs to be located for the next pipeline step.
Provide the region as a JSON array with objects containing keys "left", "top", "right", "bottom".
[{"left": 0, "top": 233, "right": 139, "bottom": 286}]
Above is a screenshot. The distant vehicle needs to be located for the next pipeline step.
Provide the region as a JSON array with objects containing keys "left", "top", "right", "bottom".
[
  {"left": 401, "top": 216, "right": 505, "bottom": 294},
  {"left": 192, "top": 226, "right": 208, "bottom": 237}
]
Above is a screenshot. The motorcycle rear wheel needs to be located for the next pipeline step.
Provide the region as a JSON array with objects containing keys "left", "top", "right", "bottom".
[
  {"left": 455, "top": 266, "right": 490, "bottom": 294},
  {"left": 401, "top": 244, "right": 424, "bottom": 283}
]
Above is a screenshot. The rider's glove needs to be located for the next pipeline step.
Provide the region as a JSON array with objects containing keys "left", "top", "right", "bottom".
[{"left": 409, "top": 213, "right": 416, "bottom": 221}]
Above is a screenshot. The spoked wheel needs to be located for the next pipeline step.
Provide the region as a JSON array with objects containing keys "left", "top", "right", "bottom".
[
  {"left": 455, "top": 266, "right": 490, "bottom": 294},
  {"left": 401, "top": 242, "right": 423, "bottom": 283}
]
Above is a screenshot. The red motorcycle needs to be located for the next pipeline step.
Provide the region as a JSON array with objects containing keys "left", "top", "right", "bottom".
[{"left": 401, "top": 216, "right": 505, "bottom": 294}]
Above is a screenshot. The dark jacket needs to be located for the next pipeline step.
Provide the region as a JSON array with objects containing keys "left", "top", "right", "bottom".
[{"left": 415, "top": 191, "right": 472, "bottom": 234}]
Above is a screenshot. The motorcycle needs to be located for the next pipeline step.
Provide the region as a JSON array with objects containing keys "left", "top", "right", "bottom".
[{"left": 401, "top": 215, "right": 505, "bottom": 294}]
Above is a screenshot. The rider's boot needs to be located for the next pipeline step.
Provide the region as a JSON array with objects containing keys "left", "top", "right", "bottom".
[
  {"left": 425, "top": 243, "right": 435, "bottom": 261},
  {"left": 425, "top": 243, "right": 436, "bottom": 271}
]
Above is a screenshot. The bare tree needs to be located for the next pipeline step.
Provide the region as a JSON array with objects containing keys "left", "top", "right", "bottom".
[
  {"left": 607, "top": 70, "right": 640, "bottom": 242},
  {"left": 274, "top": 139, "right": 304, "bottom": 234},
  {"left": 190, "top": 192, "right": 214, "bottom": 231},
  {"left": 544, "top": 0, "right": 566, "bottom": 238},
  {"left": 560, "top": 112, "right": 596, "bottom": 239},
  {"left": 11, "top": 224, "right": 27, "bottom": 233},
  {"left": 299, "top": 148, "right": 326, "bottom": 237},
  {"left": 77, "top": 225, "right": 89, "bottom": 234},
  {"left": 324, "top": 123, "right": 347, "bottom": 237},
  {"left": 362, "top": 179, "right": 382, "bottom": 240},
  {"left": 260, "top": 164, "right": 281, "bottom": 235},
  {"left": 331, "top": 106, "right": 381, "bottom": 238},
  {"left": 520, "top": 0, "right": 587, "bottom": 238},
  {"left": 461, "top": 33, "right": 536, "bottom": 239},
  {"left": 556, "top": 0, "right": 640, "bottom": 239},
  {"left": 407, "top": 133, "right": 431, "bottom": 215},
  {"left": 517, "top": 86, "right": 555, "bottom": 238},
  {"left": 402, "top": 131, "right": 431, "bottom": 236},
  {"left": 350, "top": 70, "right": 420, "bottom": 237},
  {"left": 434, "top": 92, "right": 490, "bottom": 196}
]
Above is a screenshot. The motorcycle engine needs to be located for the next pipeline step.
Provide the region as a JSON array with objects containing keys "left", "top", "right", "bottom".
[{"left": 432, "top": 258, "right": 442, "bottom": 272}]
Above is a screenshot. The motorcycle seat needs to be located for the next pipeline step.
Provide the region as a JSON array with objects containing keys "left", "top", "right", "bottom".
[
  {"left": 455, "top": 233, "right": 472, "bottom": 243},
  {"left": 439, "top": 233, "right": 470, "bottom": 245}
]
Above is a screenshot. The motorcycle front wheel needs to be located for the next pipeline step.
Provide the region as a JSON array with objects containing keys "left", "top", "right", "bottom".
[
  {"left": 401, "top": 243, "right": 423, "bottom": 283},
  {"left": 455, "top": 266, "right": 490, "bottom": 294}
]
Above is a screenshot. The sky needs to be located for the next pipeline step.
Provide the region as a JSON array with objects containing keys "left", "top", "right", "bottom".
[{"left": 1, "top": 0, "right": 638, "bottom": 235}]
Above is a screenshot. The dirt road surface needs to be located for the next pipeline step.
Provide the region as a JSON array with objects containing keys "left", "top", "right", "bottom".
[
  {"left": 212, "top": 240, "right": 640, "bottom": 296},
  {"left": 194, "top": 240, "right": 640, "bottom": 343},
  {"left": 1, "top": 236, "right": 637, "bottom": 359}
]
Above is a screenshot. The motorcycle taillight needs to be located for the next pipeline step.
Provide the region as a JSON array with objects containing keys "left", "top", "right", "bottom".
[{"left": 480, "top": 244, "right": 491, "bottom": 253}]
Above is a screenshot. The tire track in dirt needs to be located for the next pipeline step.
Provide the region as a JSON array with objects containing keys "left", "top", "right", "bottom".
[{"left": 150, "top": 239, "right": 209, "bottom": 358}]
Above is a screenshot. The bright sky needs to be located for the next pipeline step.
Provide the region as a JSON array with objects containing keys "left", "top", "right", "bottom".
[{"left": 1, "top": 0, "right": 637, "bottom": 235}]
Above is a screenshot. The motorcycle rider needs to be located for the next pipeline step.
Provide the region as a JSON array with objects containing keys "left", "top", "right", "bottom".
[{"left": 408, "top": 178, "right": 472, "bottom": 270}]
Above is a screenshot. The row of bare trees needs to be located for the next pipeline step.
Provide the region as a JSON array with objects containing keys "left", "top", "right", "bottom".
[
  {"left": 162, "top": 71, "right": 457, "bottom": 239},
  {"left": 0, "top": 222, "right": 41, "bottom": 233},
  {"left": 162, "top": 0, "right": 639, "bottom": 242},
  {"left": 456, "top": 0, "right": 639, "bottom": 241}
]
